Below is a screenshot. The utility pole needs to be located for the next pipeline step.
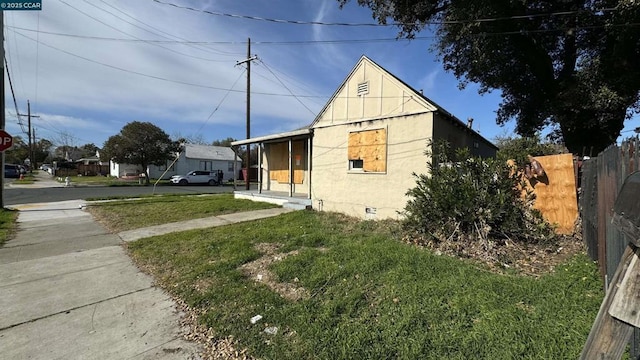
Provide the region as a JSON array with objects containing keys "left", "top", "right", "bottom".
[
  {"left": 18, "top": 100, "right": 40, "bottom": 172},
  {"left": 1, "top": 12, "right": 5, "bottom": 208},
  {"left": 236, "top": 38, "right": 258, "bottom": 190}
]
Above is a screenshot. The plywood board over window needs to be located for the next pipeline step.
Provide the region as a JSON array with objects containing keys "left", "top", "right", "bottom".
[
  {"left": 348, "top": 128, "right": 387, "bottom": 172},
  {"left": 268, "top": 141, "right": 305, "bottom": 184}
]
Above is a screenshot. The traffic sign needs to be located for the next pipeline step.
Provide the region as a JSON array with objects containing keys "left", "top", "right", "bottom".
[
  {"left": 0, "top": 130, "right": 13, "bottom": 151},
  {"left": 0, "top": 1, "right": 41, "bottom": 11}
]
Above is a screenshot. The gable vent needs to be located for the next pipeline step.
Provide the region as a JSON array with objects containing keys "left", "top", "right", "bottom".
[{"left": 357, "top": 81, "right": 369, "bottom": 96}]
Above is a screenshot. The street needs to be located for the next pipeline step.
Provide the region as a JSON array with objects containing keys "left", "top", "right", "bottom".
[{"left": 4, "top": 183, "right": 234, "bottom": 206}]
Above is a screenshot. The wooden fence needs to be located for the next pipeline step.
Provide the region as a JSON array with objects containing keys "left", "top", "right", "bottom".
[{"left": 580, "top": 136, "right": 640, "bottom": 357}]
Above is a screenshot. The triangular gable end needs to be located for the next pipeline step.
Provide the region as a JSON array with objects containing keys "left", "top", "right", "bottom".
[{"left": 311, "top": 55, "right": 437, "bottom": 128}]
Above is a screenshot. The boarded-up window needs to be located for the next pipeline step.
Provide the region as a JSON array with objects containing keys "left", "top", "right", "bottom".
[
  {"left": 268, "top": 141, "right": 305, "bottom": 184},
  {"left": 348, "top": 128, "right": 387, "bottom": 172}
]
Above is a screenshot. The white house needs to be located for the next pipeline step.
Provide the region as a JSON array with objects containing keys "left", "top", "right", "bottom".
[{"left": 110, "top": 144, "right": 241, "bottom": 182}]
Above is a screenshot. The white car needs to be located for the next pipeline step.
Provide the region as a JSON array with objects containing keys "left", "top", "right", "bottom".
[{"left": 170, "top": 170, "right": 219, "bottom": 185}]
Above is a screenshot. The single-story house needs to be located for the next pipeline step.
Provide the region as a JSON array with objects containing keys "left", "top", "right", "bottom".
[
  {"left": 110, "top": 144, "right": 241, "bottom": 182},
  {"left": 76, "top": 151, "right": 109, "bottom": 176},
  {"left": 233, "top": 55, "right": 497, "bottom": 219}
]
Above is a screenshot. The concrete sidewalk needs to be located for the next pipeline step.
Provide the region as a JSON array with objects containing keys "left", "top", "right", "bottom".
[{"left": 0, "top": 200, "right": 293, "bottom": 359}]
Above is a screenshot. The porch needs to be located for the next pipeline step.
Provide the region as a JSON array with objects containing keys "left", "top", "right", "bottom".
[
  {"left": 231, "top": 128, "right": 313, "bottom": 210},
  {"left": 234, "top": 189, "right": 312, "bottom": 210}
]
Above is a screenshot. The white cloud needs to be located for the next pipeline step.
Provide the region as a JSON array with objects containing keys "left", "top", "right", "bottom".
[{"left": 2, "top": 0, "right": 505, "bottom": 146}]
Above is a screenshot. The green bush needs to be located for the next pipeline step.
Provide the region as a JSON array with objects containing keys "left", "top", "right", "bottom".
[
  {"left": 495, "top": 134, "right": 564, "bottom": 169},
  {"left": 403, "top": 140, "right": 557, "bottom": 246}
]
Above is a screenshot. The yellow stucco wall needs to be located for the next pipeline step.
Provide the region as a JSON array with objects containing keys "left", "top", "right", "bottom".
[
  {"left": 315, "top": 60, "right": 436, "bottom": 127},
  {"left": 312, "top": 113, "right": 432, "bottom": 219},
  {"left": 432, "top": 113, "right": 497, "bottom": 158}
]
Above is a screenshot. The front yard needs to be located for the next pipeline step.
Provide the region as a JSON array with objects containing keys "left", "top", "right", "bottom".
[{"left": 90, "top": 196, "right": 603, "bottom": 359}]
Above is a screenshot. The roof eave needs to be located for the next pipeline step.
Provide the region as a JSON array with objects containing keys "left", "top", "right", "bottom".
[{"left": 231, "top": 128, "right": 312, "bottom": 146}]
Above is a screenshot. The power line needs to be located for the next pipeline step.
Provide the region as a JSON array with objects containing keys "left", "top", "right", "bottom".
[
  {"left": 8, "top": 28, "right": 411, "bottom": 100},
  {"left": 3, "top": 54, "right": 27, "bottom": 134},
  {"left": 6, "top": 25, "right": 430, "bottom": 45},
  {"left": 258, "top": 59, "right": 317, "bottom": 117},
  {"left": 8, "top": 20, "right": 640, "bottom": 48},
  {"left": 196, "top": 68, "right": 247, "bottom": 134},
  {"left": 95, "top": 0, "right": 241, "bottom": 57},
  {"left": 9, "top": 28, "right": 253, "bottom": 92},
  {"left": 150, "top": 0, "right": 619, "bottom": 26},
  {"left": 59, "top": 0, "right": 227, "bottom": 62}
]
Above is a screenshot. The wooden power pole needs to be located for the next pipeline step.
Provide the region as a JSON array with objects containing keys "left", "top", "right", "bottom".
[{"left": 236, "top": 38, "right": 257, "bottom": 190}]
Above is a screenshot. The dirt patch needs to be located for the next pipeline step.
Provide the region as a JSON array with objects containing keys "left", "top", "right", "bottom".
[
  {"left": 405, "top": 230, "right": 586, "bottom": 277},
  {"left": 239, "top": 243, "right": 310, "bottom": 301},
  {"left": 176, "top": 298, "right": 255, "bottom": 360}
]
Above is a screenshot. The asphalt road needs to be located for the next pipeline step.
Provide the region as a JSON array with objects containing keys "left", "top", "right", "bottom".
[{"left": 3, "top": 184, "right": 234, "bottom": 206}]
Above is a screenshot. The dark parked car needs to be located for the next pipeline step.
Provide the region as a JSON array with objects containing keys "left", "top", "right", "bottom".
[{"left": 4, "top": 164, "right": 21, "bottom": 178}]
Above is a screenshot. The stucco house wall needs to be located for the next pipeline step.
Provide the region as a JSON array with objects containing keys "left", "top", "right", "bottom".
[
  {"left": 109, "top": 162, "right": 141, "bottom": 178},
  {"left": 432, "top": 113, "right": 497, "bottom": 158},
  {"left": 312, "top": 113, "right": 432, "bottom": 219}
]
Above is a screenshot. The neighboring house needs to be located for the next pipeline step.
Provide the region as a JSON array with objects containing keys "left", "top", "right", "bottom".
[
  {"left": 110, "top": 144, "right": 240, "bottom": 181},
  {"left": 109, "top": 161, "right": 143, "bottom": 179},
  {"left": 233, "top": 55, "right": 497, "bottom": 219},
  {"left": 76, "top": 150, "right": 109, "bottom": 176}
]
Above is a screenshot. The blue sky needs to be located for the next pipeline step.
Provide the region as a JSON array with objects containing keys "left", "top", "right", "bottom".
[{"left": 3, "top": 0, "right": 638, "bottom": 150}]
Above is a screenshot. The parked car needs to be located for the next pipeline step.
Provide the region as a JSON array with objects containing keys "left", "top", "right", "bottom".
[
  {"left": 4, "top": 164, "right": 21, "bottom": 178},
  {"left": 170, "top": 170, "right": 219, "bottom": 185}
]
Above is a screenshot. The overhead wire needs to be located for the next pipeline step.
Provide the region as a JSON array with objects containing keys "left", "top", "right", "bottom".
[
  {"left": 34, "top": 10, "right": 40, "bottom": 113},
  {"left": 4, "top": 54, "right": 27, "bottom": 134},
  {"left": 8, "top": 27, "right": 419, "bottom": 100},
  {"left": 6, "top": 14, "right": 26, "bottom": 105},
  {"left": 58, "top": 0, "right": 228, "bottom": 62},
  {"left": 149, "top": 0, "right": 619, "bottom": 27},
  {"left": 257, "top": 59, "right": 317, "bottom": 117},
  {"left": 95, "top": 0, "right": 242, "bottom": 57},
  {"left": 196, "top": 68, "right": 247, "bottom": 135}
]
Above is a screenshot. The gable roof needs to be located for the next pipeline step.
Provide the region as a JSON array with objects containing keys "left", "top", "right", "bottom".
[
  {"left": 183, "top": 144, "right": 238, "bottom": 161},
  {"left": 311, "top": 55, "right": 497, "bottom": 150}
]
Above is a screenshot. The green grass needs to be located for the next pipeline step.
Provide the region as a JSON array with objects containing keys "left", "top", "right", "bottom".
[
  {"left": 126, "top": 211, "right": 603, "bottom": 360},
  {"left": 87, "top": 194, "right": 279, "bottom": 232},
  {"left": 0, "top": 208, "right": 18, "bottom": 247}
]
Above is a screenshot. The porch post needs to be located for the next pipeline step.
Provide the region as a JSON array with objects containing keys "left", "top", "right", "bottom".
[
  {"left": 258, "top": 143, "right": 262, "bottom": 194},
  {"left": 307, "top": 136, "right": 312, "bottom": 200},
  {"left": 288, "top": 139, "right": 293, "bottom": 197},
  {"left": 232, "top": 146, "right": 237, "bottom": 191}
]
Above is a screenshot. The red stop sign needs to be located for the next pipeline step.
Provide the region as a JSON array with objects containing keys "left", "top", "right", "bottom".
[{"left": 0, "top": 130, "right": 13, "bottom": 151}]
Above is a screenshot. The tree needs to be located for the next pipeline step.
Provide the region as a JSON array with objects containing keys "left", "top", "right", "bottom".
[
  {"left": 51, "top": 131, "right": 78, "bottom": 160},
  {"left": 101, "top": 121, "right": 181, "bottom": 185},
  {"left": 78, "top": 143, "right": 99, "bottom": 158},
  {"left": 33, "top": 139, "right": 53, "bottom": 165},
  {"left": 339, "top": 0, "right": 640, "bottom": 154},
  {"left": 211, "top": 138, "right": 257, "bottom": 167},
  {"left": 4, "top": 136, "right": 28, "bottom": 164},
  {"left": 494, "top": 134, "right": 565, "bottom": 168},
  {"left": 211, "top": 137, "right": 236, "bottom": 147}
]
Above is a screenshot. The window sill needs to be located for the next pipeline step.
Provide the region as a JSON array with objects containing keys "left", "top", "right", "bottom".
[{"left": 347, "top": 170, "right": 386, "bottom": 175}]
